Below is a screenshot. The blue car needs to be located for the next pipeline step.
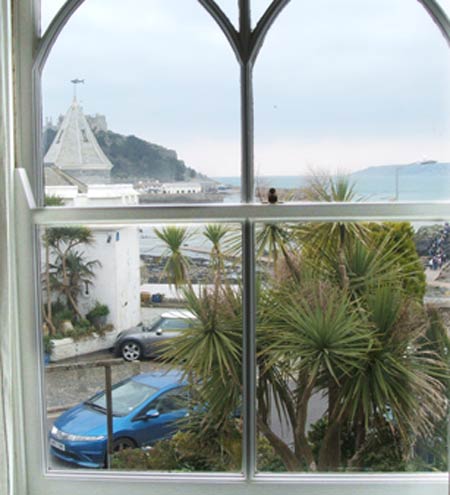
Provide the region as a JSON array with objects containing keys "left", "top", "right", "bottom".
[{"left": 49, "top": 370, "right": 188, "bottom": 468}]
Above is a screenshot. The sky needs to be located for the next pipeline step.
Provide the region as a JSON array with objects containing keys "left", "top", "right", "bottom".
[{"left": 41, "top": 0, "right": 450, "bottom": 177}]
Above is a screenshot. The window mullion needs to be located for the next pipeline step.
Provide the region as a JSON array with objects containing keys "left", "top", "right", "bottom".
[
  {"left": 242, "top": 220, "right": 257, "bottom": 479},
  {"left": 239, "top": 0, "right": 254, "bottom": 203}
]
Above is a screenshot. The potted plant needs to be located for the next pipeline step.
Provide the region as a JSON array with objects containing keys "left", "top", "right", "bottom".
[{"left": 86, "top": 302, "right": 110, "bottom": 330}]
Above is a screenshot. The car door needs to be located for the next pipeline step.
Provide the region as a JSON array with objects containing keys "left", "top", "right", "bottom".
[
  {"left": 132, "top": 387, "right": 189, "bottom": 447},
  {"left": 145, "top": 318, "right": 192, "bottom": 356}
]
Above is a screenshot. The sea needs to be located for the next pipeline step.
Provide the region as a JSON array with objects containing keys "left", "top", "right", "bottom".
[
  {"left": 140, "top": 169, "right": 450, "bottom": 258},
  {"left": 213, "top": 173, "right": 450, "bottom": 202}
]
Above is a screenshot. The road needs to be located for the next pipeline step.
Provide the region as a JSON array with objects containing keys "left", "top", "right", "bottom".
[{"left": 46, "top": 350, "right": 326, "bottom": 472}]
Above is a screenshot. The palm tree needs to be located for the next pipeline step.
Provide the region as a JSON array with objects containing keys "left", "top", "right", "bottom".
[
  {"left": 203, "top": 224, "right": 229, "bottom": 284},
  {"left": 43, "top": 226, "right": 96, "bottom": 322},
  {"left": 50, "top": 251, "right": 100, "bottom": 319},
  {"left": 296, "top": 175, "right": 368, "bottom": 290},
  {"left": 341, "top": 284, "right": 447, "bottom": 469},
  {"left": 154, "top": 226, "right": 191, "bottom": 288},
  {"left": 161, "top": 284, "right": 242, "bottom": 429},
  {"left": 42, "top": 196, "right": 65, "bottom": 335},
  {"left": 257, "top": 275, "right": 371, "bottom": 470},
  {"left": 156, "top": 178, "right": 449, "bottom": 473},
  {"left": 256, "top": 223, "right": 297, "bottom": 279}
]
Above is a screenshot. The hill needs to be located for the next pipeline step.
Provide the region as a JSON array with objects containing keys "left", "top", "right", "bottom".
[
  {"left": 43, "top": 127, "right": 203, "bottom": 182},
  {"left": 352, "top": 161, "right": 450, "bottom": 177}
]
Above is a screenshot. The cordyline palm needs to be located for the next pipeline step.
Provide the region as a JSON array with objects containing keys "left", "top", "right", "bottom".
[
  {"left": 257, "top": 276, "right": 371, "bottom": 471},
  {"left": 160, "top": 284, "right": 242, "bottom": 429},
  {"left": 223, "top": 221, "right": 297, "bottom": 280},
  {"left": 340, "top": 284, "right": 448, "bottom": 468},
  {"left": 296, "top": 175, "right": 368, "bottom": 290},
  {"left": 256, "top": 223, "right": 298, "bottom": 279},
  {"left": 42, "top": 198, "right": 65, "bottom": 334},
  {"left": 50, "top": 251, "right": 100, "bottom": 317},
  {"left": 317, "top": 232, "right": 421, "bottom": 302},
  {"left": 154, "top": 226, "right": 191, "bottom": 288},
  {"left": 43, "top": 227, "right": 95, "bottom": 321},
  {"left": 203, "top": 224, "right": 228, "bottom": 285}
]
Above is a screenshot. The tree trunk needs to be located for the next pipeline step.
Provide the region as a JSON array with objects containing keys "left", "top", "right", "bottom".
[
  {"left": 338, "top": 224, "right": 349, "bottom": 291},
  {"left": 66, "top": 289, "right": 84, "bottom": 321},
  {"left": 258, "top": 417, "right": 304, "bottom": 471},
  {"left": 43, "top": 236, "right": 56, "bottom": 335},
  {"left": 318, "top": 381, "right": 341, "bottom": 470},
  {"left": 293, "top": 377, "right": 316, "bottom": 470}
]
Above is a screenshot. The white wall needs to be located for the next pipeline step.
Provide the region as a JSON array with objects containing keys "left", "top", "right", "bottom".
[
  {"left": 79, "top": 227, "right": 141, "bottom": 331},
  {"left": 45, "top": 184, "right": 139, "bottom": 207}
]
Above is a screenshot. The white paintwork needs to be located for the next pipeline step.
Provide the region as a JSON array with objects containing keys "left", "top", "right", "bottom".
[
  {"left": 75, "top": 227, "right": 141, "bottom": 332},
  {"left": 50, "top": 329, "right": 121, "bottom": 362}
]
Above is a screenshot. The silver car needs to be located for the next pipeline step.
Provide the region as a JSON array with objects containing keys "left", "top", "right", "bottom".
[{"left": 113, "top": 310, "right": 196, "bottom": 361}]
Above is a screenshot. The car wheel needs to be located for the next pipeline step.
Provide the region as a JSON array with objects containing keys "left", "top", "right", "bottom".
[
  {"left": 112, "top": 437, "right": 136, "bottom": 452},
  {"left": 121, "top": 341, "right": 142, "bottom": 361}
]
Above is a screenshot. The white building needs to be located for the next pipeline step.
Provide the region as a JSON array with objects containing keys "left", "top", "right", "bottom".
[
  {"left": 160, "top": 181, "right": 202, "bottom": 194},
  {"left": 77, "top": 227, "right": 141, "bottom": 331},
  {"left": 45, "top": 183, "right": 139, "bottom": 207},
  {"left": 44, "top": 98, "right": 141, "bottom": 335}
]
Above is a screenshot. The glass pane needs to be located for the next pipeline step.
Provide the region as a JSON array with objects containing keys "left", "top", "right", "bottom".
[
  {"left": 217, "top": 0, "right": 238, "bottom": 28},
  {"left": 41, "top": 222, "right": 243, "bottom": 472},
  {"left": 255, "top": 212, "right": 449, "bottom": 472},
  {"left": 42, "top": 0, "right": 240, "bottom": 207},
  {"left": 254, "top": 0, "right": 450, "bottom": 202},
  {"left": 438, "top": 0, "right": 450, "bottom": 16},
  {"left": 251, "top": 0, "right": 271, "bottom": 28},
  {"left": 41, "top": 0, "right": 67, "bottom": 35}
]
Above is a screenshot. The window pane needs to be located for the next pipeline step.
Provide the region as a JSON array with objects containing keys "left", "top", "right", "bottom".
[
  {"left": 439, "top": 0, "right": 450, "bottom": 16},
  {"left": 42, "top": 0, "right": 240, "bottom": 207},
  {"left": 254, "top": 0, "right": 450, "bottom": 202},
  {"left": 255, "top": 213, "right": 449, "bottom": 472},
  {"left": 40, "top": 222, "right": 243, "bottom": 472},
  {"left": 41, "top": 0, "right": 67, "bottom": 34},
  {"left": 251, "top": 0, "right": 271, "bottom": 28},
  {"left": 217, "top": 0, "right": 238, "bottom": 28}
]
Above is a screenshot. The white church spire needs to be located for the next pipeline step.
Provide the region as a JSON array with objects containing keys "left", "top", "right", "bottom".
[{"left": 44, "top": 83, "right": 112, "bottom": 175}]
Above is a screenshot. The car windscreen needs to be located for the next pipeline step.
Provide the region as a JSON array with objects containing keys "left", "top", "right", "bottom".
[{"left": 86, "top": 379, "right": 158, "bottom": 416}]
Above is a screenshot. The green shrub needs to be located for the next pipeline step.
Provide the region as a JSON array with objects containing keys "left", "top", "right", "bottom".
[
  {"left": 53, "top": 308, "right": 75, "bottom": 330},
  {"left": 111, "top": 432, "right": 284, "bottom": 472},
  {"left": 86, "top": 302, "right": 110, "bottom": 320}
]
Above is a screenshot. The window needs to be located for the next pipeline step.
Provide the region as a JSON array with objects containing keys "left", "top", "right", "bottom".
[{"left": 5, "top": 1, "right": 450, "bottom": 495}]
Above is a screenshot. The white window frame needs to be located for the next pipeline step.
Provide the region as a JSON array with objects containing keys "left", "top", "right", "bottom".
[{"left": 6, "top": 0, "right": 450, "bottom": 494}]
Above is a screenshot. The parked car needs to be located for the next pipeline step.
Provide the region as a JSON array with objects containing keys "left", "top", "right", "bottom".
[
  {"left": 113, "top": 310, "right": 196, "bottom": 361},
  {"left": 49, "top": 371, "right": 188, "bottom": 468}
]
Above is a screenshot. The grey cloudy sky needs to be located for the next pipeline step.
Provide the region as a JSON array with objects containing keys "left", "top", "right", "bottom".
[{"left": 42, "top": 0, "right": 450, "bottom": 177}]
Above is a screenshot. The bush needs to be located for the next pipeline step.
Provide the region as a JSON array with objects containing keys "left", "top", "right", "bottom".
[
  {"left": 86, "top": 302, "right": 110, "bottom": 319},
  {"left": 111, "top": 432, "right": 284, "bottom": 472},
  {"left": 52, "top": 308, "right": 75, "bottom": 330}
]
